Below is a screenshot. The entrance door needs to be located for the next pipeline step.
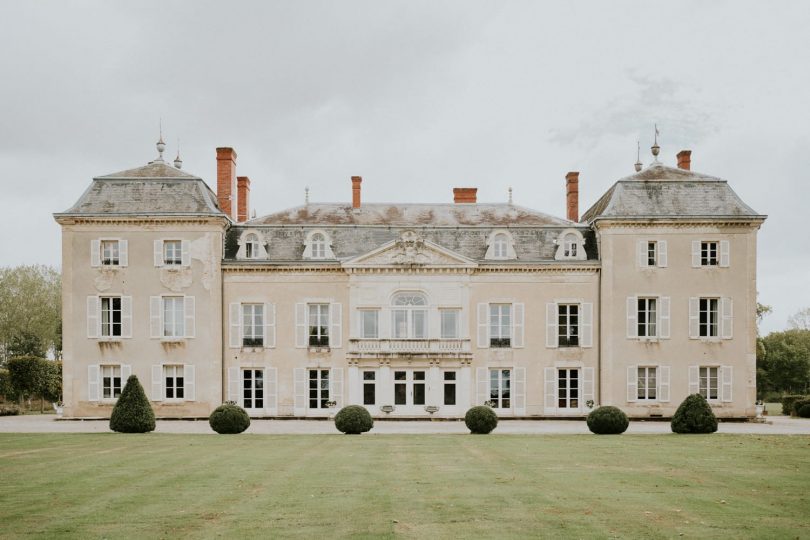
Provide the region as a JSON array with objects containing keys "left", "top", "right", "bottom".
[
  {"left": 557, "top": 368, "right": 580, "bottom": 412},
  {"left": 393, "top": 369, "right": 426, "bottom": 410}
]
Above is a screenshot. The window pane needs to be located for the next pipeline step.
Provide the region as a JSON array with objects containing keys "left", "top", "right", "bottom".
[{"left": 441, "top": 310, "right": 459, "bottom": 339}]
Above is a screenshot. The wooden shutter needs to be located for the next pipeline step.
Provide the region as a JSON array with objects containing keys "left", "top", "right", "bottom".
[
  {"left": 121, "top": 364, "right": 131, "bottom": 382},
  {"left": 121, "top": 296, "right": 133, "bottom": 338},
  {"left": 294, "top": 368, "right": 307, "bottom": 415},
  {"left": 90, "top": 239, "right": 101, "bottom": 267},
  {"left": 330, "top": 303, "right": 342, "bottom": 348},
  {"left": 637, "top": 240, "right": 647, "bottom": 268},
  {"left": 152, "top": 364, "right": 163, "bottom": 401},
  {"left": 153, "top": 240, "right": 164, "bottom": 267},
  {"left": 266, "top": 367, "right": 278, "bottom": 413},
  {"left": 476, "top": 367, "right": 489, "bottom": 406},
  {"left": 688, "top": 297, "right": 699, "bottom": 339},
  {"left": 264, "top": 303, "right": 276, "bottom": 348},
  {"left": 719, "top": 240, "right": 730, "bottom": 267},
  {"left": 119, "top": 240, "right": 128, "bottom": 267},
  {"left": 581, "top": 303, "right": 593, "bottom": 348},
  {"left": 181, "top": 240, "right": 191, "bottom": 267},
  {"left": 512, "top": 303, "right": 524, "bottom": 348},
  {"left": 228, "top": 367, "right": 240, "bottom": 403},
  {"left": 721, "top": 365, "right": 733, "bottom": 402},
  {"left": 477, "top": 303, "right": 489, "bottom": 348},
  {"left": 184, "top": 365, "right": 196, "bottom": 401},
  {"left": 544, "top": 367, "right": 556, "bottom": 412},
  {"left": 150, "top": 296, "right": 162, "bottom": 338},
  {"left": 659, "top": 297, "right": 670, "bottom": 339},
  {"left": 658, "top": 366, "right": 670, "bottom": 402},
  {"left": 546, "top": 303, "right": 558, "bottom": 348},
  {"left": 582, "top": 367, "right": 594, "bottom": 406},
  {"left": 658, "top": 240, "right": 668, "bottom": 268},
  {"left": 87, "top": 365, "right": 100, "bottom": 401},
  {"left": 513, "top": 367, "right": 526, "bottom": 415},
  {"left": 626, "top": 366, "right": 637, "bottom": 402},
  {"left": 229, "top": 303, "right": 241, "bottom": 348},
  {"left": 688, "top": 365, "right": 699, "bottom": 395},
  {"left": 721, "top": 297, "right": 733, "bottom": 339},
  {"left": 330, "top": 368, "right": 344, "bottom": 409},
  {"left": 626, "top": 297, "right": 638, "bottom": 338},
  {"left": 87, "top": 296, "right": 99, "bottom": 338},
  {"left": 295, "top": 303, "right": 307, "bottom": 348},
  {"left": 691, "top": 240, "right": 701, "bottom": 267},
  {"left": 184, "top": 296, "right": 195, "bottom": 338}
]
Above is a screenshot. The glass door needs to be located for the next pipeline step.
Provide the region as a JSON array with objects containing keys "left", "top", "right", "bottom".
[
  {"left": 393, "top": 369, "right": 426, "bottom": 411},
  {"left": 557, "top": 368, "right": 580, "bottom": 412}
]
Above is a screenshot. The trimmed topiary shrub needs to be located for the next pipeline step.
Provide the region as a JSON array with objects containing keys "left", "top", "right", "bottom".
[
  {"left": 797, "top": 403, "right": 810, "bottom": 419},
  {"left": 671, "top": 393, "right": 718, "bottom": 434},
  {"left": 781, "top": 395, "right": 807, "bottom": 416},
  {"left": 465, "top": 405, "right": 498, "bottom": 434},
  {"left": 587, "top": 406, "right": 629, "bottom": 434},
  {"left": 334, "top": 405, "right": 373, "bottom": 434},
  {"left": 209, "top": 403, "right": 251, "bottom": 434},
  {"left": 110, "top": 375, "right": 155, "bottom": 433},
  {"left": 791, "top": 398, "right": 810, "bottom": 417}
]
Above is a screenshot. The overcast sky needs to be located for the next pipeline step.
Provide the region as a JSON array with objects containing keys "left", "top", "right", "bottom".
[{"left": 1, "top": 1, "right": 807, "bottom": 333}]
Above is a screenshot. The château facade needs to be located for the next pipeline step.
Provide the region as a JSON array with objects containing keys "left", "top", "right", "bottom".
[{"left": 54, "top": 142, "right": 766, "bottom": 419}]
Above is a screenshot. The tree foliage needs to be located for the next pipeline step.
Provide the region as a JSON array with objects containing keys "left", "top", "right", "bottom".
[
  {"left": 0, "top": 265, "right": 61, "bottom": 363},
  {"left": 6, "top": 356, "right": 60, "bottom": 410},
  {"left": 757, "top": 329, "right": 810, "bottom": 395},
  {"left": 788, "top": 308, "right": 810, "bottom": 331},
  {"left": 110, "top": 376, "right": 155, "bottom": 433}
]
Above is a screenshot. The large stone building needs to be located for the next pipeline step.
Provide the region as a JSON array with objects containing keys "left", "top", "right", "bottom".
[{"left": 54, "top": 140, "right": 766, "bottom": 419}]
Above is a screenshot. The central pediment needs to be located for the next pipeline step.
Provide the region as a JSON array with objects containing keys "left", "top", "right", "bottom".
[{"left": 342, "top": 230, "right": 478, "bottom": 269}]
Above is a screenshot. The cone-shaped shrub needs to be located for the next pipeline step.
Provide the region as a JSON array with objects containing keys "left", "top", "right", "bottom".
[
  {"left": 465, "top": 405, "right": 498, "bottom": 434},
  {"left": 110, "top": 375, "right": 156, "bottom": 433},
  {"left": 671, "top": 393, "right": 718, "bottom": 434},
  {"left": 334, "top": 405, "right": 373, "bottom": 434},
  {"left": 209, "top": 404, "right": 251, "bottom": 434},
  {"left": 587, "top": 406, "right": 629, "bottom": 434}
]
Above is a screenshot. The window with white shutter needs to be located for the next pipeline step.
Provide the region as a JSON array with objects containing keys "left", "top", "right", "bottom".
[
  {"left": 658, "top": 366, "right": 671, "bottom": 402},
  {"left": 87, "top": 365, "right": 100, "bottom": 401},
  {"left": 229, "top": 303, "right": 241, "bottom": 348},
  {"left": 581, "top": 303, "right": 593, "bottom": 348},
  {"left": 184, "top": 365, "right": 196, "bottom": 401},
  {"left": 264, "top": 303, "right": 276, "bottom": 348},
  {"left": 721, "top": 298, "right": 733, "bottom": 339},
  {"left": 626, "top": 366, "right": 637, "bottom": 402},
  {"left": 658, "top": 240, "right": 667, "bottom": 268},
  {"left": 626, "top": 297, "right": 638, "bottom": 338},
  {"left": 87, "top": 296, "right": 100, "bottom": 338},
  {"left": 721, "top": 365, "right": 733, "bottom": 402},
  {"left": 295, "top": 303, "right": 307, "bottom": 348},
  {"left": 476, "top": 367, "right": 489, "bottom": 406},
  {"left": 293, "top": 367, "right": 307, "bottom": 415},
  {"left": 512, "top": 303, "right": 524, "bottom": 348},
  {"left": 330, "top": 303, "right": 342, "bottom": 348},
  {"left": 477, "top": 303, "right": 489, "bottom": 349},
  {"left": 513, "top": 367, "right": 526, "bottom": 415},
  {"left": 151, "top": 364, "right": 163, "bottom": 401},
  {"left": 546, "top": 303, "right": 558, "bottom": 348},
  {"left": 183, "top": 296, "right": 195, "bottom": 338},
  {"left": 719, "top": 240, "right": 730, "bottom": 267},
  {"left": 544, "top": 367, "right": 556, "bottom": 413}
]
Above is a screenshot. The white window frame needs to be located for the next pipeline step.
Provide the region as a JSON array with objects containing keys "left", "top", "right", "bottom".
[
  {"left": 308, "top": 368, "right": 331, "bottom": 409},
  {"left": 154, "top": 239, "right": 190, "bottom": 267},
  {"left": 391, "top": 292, "right": 428, "bottom": 339},
  {"left": 101, "top": 239, "right": 121, "bottom": 266},
  {"left": 554, "top": 228, "right": 586, "bottom": 261},
  {"left": 637, "top": 366, "right": 658, "bottom": 401},
  {"left": 308, "top": 303, "right": 330, "bottom": 347},
  {"left": 244, "top": 234, "right": 260, "bottom": 259},
  {"left": 362, "top": 370, "right": 376, "bottom": 406},
  {"left": 700, "top": 241, "right": 719, "bottom": 266},
  {"left": 557, "top": 303, "right": 579, "bottom": 347},
  {"left": 484, "top": 230, "right": 517, "bottom": 260},
  {"left": 100, "top": 296, "right": 123, "bottom": 338},
  {"left": 557, "top": 368, "right": 580, "bottom": 410},
  {"left": 637, "top": 297, "right": 658, "bottom": 338},
  {"left": 91, "top": 238, "right": 127, "bottom": 268},
  {"left": 493, "top": 234, "right": 508, "bottom": 258},
  {"left": 489, "top": 304, "right": 512, "bottom": 348},
  {"left": 699, "top": 297, "right": 719, "bottom": 338},
  {"left": 303, "top": 230, "right": 335, "bottom": 260},
  {"left": 359, "top": 309, "right": 380, "bottom": 339},
  {"left": 443, "top": 370, "right": 458, "bottom": 406},
  {"left": 163, "top": 240, "right": 183, "bottom": 266},
  {"left": 489, "top": 368, "right": 512, "bottom": 409},
  {"left": 163, "top": 364, "right": 185, "bottom": 401},
  {"left": 163, "top": 296, "right": 185, "bottom": 339},
  {"left": 440, "top": 308, "right": 460, "bottom": 339},
  {"left": 100, "top": 364, "right": 122, "bottom": 401},
  {"left": 699, "top": 366, "right": 720, "bottom": 401},
  {"left": 242, "top": 303, "right": 265, "bottom": 347},
  {"left": 242, "top": 368, "right": 264, "bottom": 410}
]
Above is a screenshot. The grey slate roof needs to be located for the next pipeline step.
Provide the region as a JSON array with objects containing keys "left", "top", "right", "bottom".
[{"left": 581, "top": 163, "right": 763, "bottom": 222}]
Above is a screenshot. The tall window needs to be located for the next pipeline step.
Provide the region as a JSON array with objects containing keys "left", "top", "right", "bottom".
[
  {"left": 493, "top": 234, "right": 508, "bottom": 258},
  {"left": 243, "top": 369, "right": 264, "bottom": 409},
  {"left": 440, "top": 309, "right": 460, "bottom": 339},
  {"left": 392, "top": 293, "right": 427, "bottom": 339},
  {"left": 101, "top": 240, "right": 120, "bottom": 266},
  {"left": 245, "top": 234, "right": 260, "bottom": 259},
  {"left": 311, "top": 233, "right": 327, "bottom": 259},
  {"left": 363, "top": 371, "right": 376, "bottom": 405},
  {"left": 163, "top": 297, "right": 185, "bottom": 338},
  {"left": 163, "top": 240, "right": 182, "bottom": 266},
  {"left": 558, "top": 368, "right": 579, "bottom": 409},
  {"left": 359, "top": 310, "right": 379, "bottom": 339},
  {"left": 489, "top": 369, "right": 511, "bottom": 408},
  {"left": 309, "top": 369, "right": 330, "bottom": 408},
  {"left": 101, "top": 365, "right": 122, "bottom": 400},
  {"left": 489, "top": 304, "right": 512, "bottom": 348},
  {"left": 100, "top": 297, "right": 122, "bottom": 337},
  {"left": 443, "top": 371, "right": 457, "bottom": 406},
  {"left": 308, "top": 304, "right": 330, "bottom": 346},
  {"left": 647, "top": 241, "right": 657, "bottom": 266},
  {"left": 558, "top": 304, "right": 579, "bottom": 347},
  {"left": 701, "top": 241, "right": 719, "bottom": 266},
  {"left": 242, "top": 304, "right": 264, "bottom": 346},
  {"left": 699, "top": 367, "right": 719, "bottom": 400},
  {"left": 637, "top": 297, "right": 657, "bottom": 338},
  {"left": 563, "top": 234, "right": 578, "bottom": 258},
  {"left": 637, "top": 367, "right": 657, "bottom": 400},
  {"left": 699, "top": 298, "right": 719, "bottom": 338},
  {"left": 164, "top": 365, "right": 184, "bottom": 399}
]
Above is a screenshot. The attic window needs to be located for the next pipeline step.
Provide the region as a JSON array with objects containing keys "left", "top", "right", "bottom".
[
  {"left": 303, "top": 230, "right": 335, "bottom": 260},
  {"left": 563, "top": 234, "right": 578, "bottom": 258},
  {"left": 493, "top": 234, "right": 508, "bottom": 258},
  {"left": 554, "top": 229, "right": 586, "bottom": 261},
  {"left": 484, "top": 230, "right": 516, "bottom": 260},
  {"left": 311, "top": 233, "right": 327, "bottom": 259},
  {"left": 237, "top": 230, "right": 267, "bottom": 260},
  {"left": 245, "top": 234, "right": 260, "bottom": 259}
]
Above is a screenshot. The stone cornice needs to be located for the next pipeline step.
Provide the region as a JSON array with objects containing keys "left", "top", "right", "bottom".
[
  {"left": 592, "top": 218, "right": 765, "bottom": 230},
  {"left": 222, "top": 263, "right": 600, "bottom": 275},
  {"left": 54, "top": 215, "right": 230, "bottom": 227}
]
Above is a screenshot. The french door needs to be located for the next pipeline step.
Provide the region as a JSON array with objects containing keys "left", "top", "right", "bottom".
[
  {"left": 558, "top": 368, "right": 580, "bottom": 411},
  {"left": 393, "top": 369, "right": 426, "bottom": 409}
]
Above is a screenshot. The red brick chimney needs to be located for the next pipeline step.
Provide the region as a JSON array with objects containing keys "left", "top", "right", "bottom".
[
  {"left": 566, "top": 172, "right": 579, "bottom": 222},
  {"left": 351, "top": 176, "right": 362, "bottom": 209},
  {"left": 453, "top": 187, "right": 477, "bottom": 204},
  {"left": 677, "top": 150, "right": 692, "bottom": 171},
  {"left": 237, "top": 176, "right": 250, "bottom": 222},
  {"left": 216, "top": 147, "right": 237, "bottom": 219}
]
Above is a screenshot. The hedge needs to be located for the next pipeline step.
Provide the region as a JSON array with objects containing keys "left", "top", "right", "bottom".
[
  {"left": 109, "top": 375, "right": 156, "bottom": 433},
  {"left": 671, "top": 393, "right": 718, "bottom": 434},
  {"left": 587, "top": 406, "right": 629, "bottom": 434},
  {"left": 334, "top": 405, "right": 373, "bottom": 434},
  {"left": 465, "top": 406, "right": 498, "bottom": 434},
  {"left": 209, "top": 404, "right": 251, "bottom": 434}
]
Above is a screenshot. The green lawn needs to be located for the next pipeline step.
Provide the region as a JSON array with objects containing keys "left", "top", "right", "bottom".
[{"left": 1, "top": 434, "right": 808, "bottom": 539}]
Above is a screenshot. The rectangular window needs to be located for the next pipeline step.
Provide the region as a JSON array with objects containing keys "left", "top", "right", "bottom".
[
  {"left": 558, "top": 368, "right": 579, "bottom": 409},
  {"left": 101, "top": 240, "right": 120, "bottom": 266},
  {"left": 699, "top": 298, "right": 719, "bottom": 338},
  {"left": 242, "top": 369, "right": 264, "bottom": 409},
  {"left": 164, "top": 365, "right": 184, "bottom": 400},
  {"left": 699, "top": 367, "right": 719, "bottom": 400},
  {"left": 394, "top": 370, "right": 425, "bottom": 406},
  {"left": 163, "top": 297, "right": 185, "bottom": 338},
  {"left": 440, "top": 309, "right": 460, "bottom": 339},
  {"left": 391, "top": 308, "right": 427, "bottom": 339},
  {"left": 489, "top": 369, "right": 511, "bottom": 408},
  {"left": 360, "top": 310, "right": 379, "bottom": 339},
  {"left": 443, "top": 371, "right": 457, "bottom": 406},
  {"left": 637, "top": 366, "right": 658, "bottom": 400},
  {"left": 101, "top": 365, "right": 122, "bottom": 399},
  {"left": 701, "top": 241, "right": 719, "bottom": 266},
  {"left": 242, "top": 304, "right": 264, "bottom": 346},
  {"left": 308, "top": 304, "right": 330, "bottom": 347},
  {"left": 557, "top": 304, "right": 579, "bottom": 347},
  {"left": 647, "top": 241, "right": 657, "bottom": 266},
  {"left": 363, "top": 371, "right": 376, "bottom": 405},
  {"left": 637, "top": 297, "right": 657, "bottom": 337},
  {"left": 163, "top": 240, "right": 182, "bottom": 266},
  {"left": 489, "top": 304, "right": 512, "bottom": 348},
  {"left": 100, "top": 297, "right": 122, "bottom": 337},
  {"left": 309, "top": 369, "right": 330, "bottom": 408}
]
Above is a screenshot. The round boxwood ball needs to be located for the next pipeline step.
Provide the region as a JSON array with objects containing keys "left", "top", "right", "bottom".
[
  {"left": 671, "top": 393, "right": 718, "bottom": 434},
  {"left": 586, "top": 406, "right": 629, "bottom": 435},
  {"left": 209, "top": 404, "right": 251, "bottom": 434},
  {"left": 334, "top": 405, "right": 373, "bottom": 434},
  {"left": 798, "top": 403, "right": 810, "bottom": 418},
  {"left": 465, "top": 405, "right": 498, "bottom": 434}
]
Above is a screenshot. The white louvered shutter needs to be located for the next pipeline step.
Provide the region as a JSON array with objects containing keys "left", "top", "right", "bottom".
[
  {"left": 626, "top": 297, "right": 638, "bottom": 338},
  {"left": 546, "top": 303, "right": 558, "bottom": 348},
  {"left": 721, "top": 298, "right": 733, "bottom": 339},
  {"left": 229, "top": 303, "right": 241, "bottom": 348},
  {"left": 150, "top": 296, "right": 162, "bottom": 338},
  {"left": 688, "top": 366, "right": 699, "bottom": 395},
  {"left": 721, "top": 365, "right": 733, "bottom": 402},
  {"left": 544, "top": 367, "right": 556, "bottom": 412},
  {"left": 264, "top": 303, "right": 276, "bottom": 348},
  {"left": 228, "top": 367, "right": 240, "bottom": 403},
  {"left": 87, "top": 296, "right": 99, "bottom": 338},
  {"left": 581, "top": 303, "right": 593, "bottom": 348},
  {"left": 658, "top": 366, "right": 670, "bottom": 402},
  {"left": 512, "top": 303, "right": 524, "bottom": 348},
  {"left": 154, "top": 240, "right": 164, "bottom": 267},
  {"left": 90, "top": 240, "right": 101, "bottom": 267},
  {"left": 121, "top": 365, "right": 132, "bottom": 389},
  {"left": 152, "top": 365, "right": 163, "bottom": 401},
  {"left": 691, "top": 240, "right": 701, "bottom": 267},
  {"left": 477, "top": 303, "right": 489, "bottom": 348},
  {"left": 87, "top": 365, "right": 100, "bottom": 401},
  {"left": 583, "top": 367, "right": 594, "bottom": 405},
  {"left": 266, "top": 367, "right": 278, "bottom": 412},
  {"left": 330, "top": 368, "right": 344, "bottom": 409},
  {"left": 659, "top": 297, "right": 670, "bottom": 339},
  {"left": 513, "top": 367, "right": 526, "bottom": 415},
  {"left": 119, "top": 240, "right": 128, "bottom": 267},
  {"left": 689, "top": 297, "right": 699, "bottom": 339},
  {"left": 295, "top": 303, "right": 307, "bottom": 348},
  {"left": 658, "top": 240, "right": 668, "bottom": 268},
  {"left": 181, "top": 240, "right": 191, "bottom": 267},
  {"left": 330, "top": 303, "right": 342, "bottom": 348},
  {"left": 637, "top": 240, "right": 647, "bottom": 268},
  {"left": 184, "top": 365, "right": 196, "bottom": 401},
  {"left": 626, "top": 366, "right": 637, "bottom": 402},
  {"left": 719, "top": 240, "right": 730, "bottom": 267},
  {"left": 120, "top": 296, "right": 133, "bottom": 338},
  {"left": 184, "top": 296, "right": 195, "bottom": 338},
  {"left": 476, "top": 367, "right": 489, "bottom": 405},
  {"left": 294, "top": 368, "right": 307, "bottom": 415}
]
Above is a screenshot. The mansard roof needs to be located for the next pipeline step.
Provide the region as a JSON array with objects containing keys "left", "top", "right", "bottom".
[{"left": 581, "top": 163, "right": 764, "bottom": 223}]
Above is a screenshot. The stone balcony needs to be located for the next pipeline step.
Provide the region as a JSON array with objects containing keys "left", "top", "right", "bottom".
[{"left": 347, "top": 338, "right": 473, "bottom": 359}]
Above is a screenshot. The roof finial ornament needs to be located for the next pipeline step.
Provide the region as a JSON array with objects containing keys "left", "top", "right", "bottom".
[
  {"left": 508, "top": 186, "right": 513, "bottom": 204},
  {"left": 305, "top": 186, "right": 310, "bottom": 205},
  {"left": 154, "top": 119, "right": 166, "bottom": 163},
  {"left": 651, "top": 124, "right": 660, "bottom": 163},
  {"left": 173, "top": 137, "right": 183, "bottom": 169},
  {"left": 634, "top": 140, "right": 643, "bottom": 172}
]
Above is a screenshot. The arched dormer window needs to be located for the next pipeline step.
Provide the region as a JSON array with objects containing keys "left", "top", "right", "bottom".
[
  {"left": 563, "top": 233, "right": 578, "bottom": 258},
  {"left": 303, "top": 230, "right": 335, "bottom": 260},
  {"left": 484, "top": 230, "right": 517, "bottom": 260},
  {"left": 554, "top": 228, "right": 587, "bottom": 261},
  {"left": 391, "top": 292, "right": 428, "bottom": 339},
  {"left": 245, "top": 233, "right": 260, "bottom": 259},
  {"left": 237, "top": 229, "right": 267, "bottom": 260},
  {"left": 311, "top": 233, "right": 326, "bottom": 259},
  {"left": 493, "top": 233, "right": 508, "bottom": 258}
]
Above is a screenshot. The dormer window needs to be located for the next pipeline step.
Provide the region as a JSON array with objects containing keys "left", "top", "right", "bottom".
[
  {"left": 554, "top": 229, "right": 586, "bottom": 261},
  {"left": 493, "top": 234, "right": 508, "bottom": 258},
  {"left": 245, "top": 234, "right": 260, "bottom": 259},
  {"left": 303, "top": 230, "right": 335, "bottom": 260},
  {"left": 484, "top": 230, "right": 516, "bottom": 260},
  {"left": 237, "top": 230, "right": 267, "bottom": 260},
  {"left": 311, "top": 233, "right": 327, "bottom": 259}
]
